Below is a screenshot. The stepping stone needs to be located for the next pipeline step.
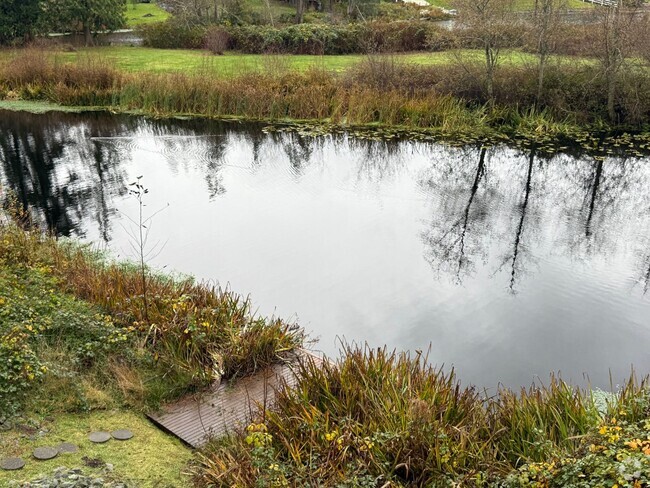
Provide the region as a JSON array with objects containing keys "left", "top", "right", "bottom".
[
  {"left": 111, "top": 429, "right": 133, "bottom": 441},
  {"left": 1, "top": 457, "right": 25, "bottom": 470},
  {"left": 33, "top": 447, "right": 58, "bottom": 460},
  {"left": 88, "top": 432, "right": 111, "bottom": 444},
  {"left": 57, "top": 442, "right": 78, "bottom": 453}
]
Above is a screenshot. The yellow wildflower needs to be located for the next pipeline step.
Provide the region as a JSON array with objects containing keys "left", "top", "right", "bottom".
[{"left": 325, "top": 431, "right": 338, "bottom": 442}]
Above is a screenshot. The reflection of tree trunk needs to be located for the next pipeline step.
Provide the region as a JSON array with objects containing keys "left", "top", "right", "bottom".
[
  {"left": 643, "top": 260, "right": 650, "bottom": 295},
  {"left": 93, "top": 145, "right": 112, "bottom": 243},
  {"left": 509, "top": 149, "right": 534, "bottom": 291},
  {"left": 8, "top": 133, "right": 30, "bottom": 209},
  {"left": 585, "top": 159, "right": 603, "bottom": 239},
  {"left": 456, "top": 146, "right": 487, "bottom": 279}
]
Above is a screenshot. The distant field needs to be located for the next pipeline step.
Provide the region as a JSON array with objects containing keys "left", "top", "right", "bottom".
[{"left": 125, "top": 1, "right": 170, "bottom": 27}]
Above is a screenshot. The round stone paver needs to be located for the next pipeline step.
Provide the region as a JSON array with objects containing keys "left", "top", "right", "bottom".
[
  {"left": 1, "top": 457, "right": 25, "bottom": 470},
  {"left": 88, "top": 431, "right": 111, "bottom": 443},
  {"left": 57, "top": 442, "right": 79, "bottom": 453},
  {"left": 33, "top": 446, "right": 58, "bottom": 460},
  {"left": 111, "top": 429, "right": 133, "bottom": 441}
]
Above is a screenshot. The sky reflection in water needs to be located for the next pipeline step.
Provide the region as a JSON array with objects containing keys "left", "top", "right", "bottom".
[{"left": 1, "top": 110, "right": 649, "bottom": 390}]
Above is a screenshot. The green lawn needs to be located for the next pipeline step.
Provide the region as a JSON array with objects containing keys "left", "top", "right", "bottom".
[
  {"left": 24, "top": 46, "right": 548, "bottom": 76},
  {"left": 125, "top": 1, "right": 171, "bottom": 27}
]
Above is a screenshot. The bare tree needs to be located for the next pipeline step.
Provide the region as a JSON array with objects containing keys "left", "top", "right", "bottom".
[
  {"left": 636, "top": 12, "right": 650, "bottom": 66},
  {"left": 593, "top": 1, "right": 645, "bottom": 123},
  {"left": 166, "top": 0, "right": 217, "bottom": 24},
  {"left": 529, "top": 0, "right": 567, "bottom": 105},
  {"left": 453, "top": 0, "right": 517, "bottom": 103}
]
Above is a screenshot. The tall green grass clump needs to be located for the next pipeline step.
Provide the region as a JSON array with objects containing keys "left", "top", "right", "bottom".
[
  {"left": 196, "top": 346, "right": 497, "bottom": 486},
  {"left": 194, "top": 346, "right": 650, "bottom": 486},
  {"left": 489, "top": 377, "right": 601, "bottom": 466}
]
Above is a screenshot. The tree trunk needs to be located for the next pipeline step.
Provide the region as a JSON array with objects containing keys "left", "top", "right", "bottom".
[
  {"left": 84, "top": 23, "right": 93, "bottom": 46},
  {"left": 607, "top": 70, "right": 617, "bottom": 123},
  {"left": 295, "top": 0, "right": 305, "bottom": 23},
  {"left": 485, "top": 45, "right": 495, "bottom": 103},
  {"left": 536, "top": 52, "right": 547, "bottom": 106}
]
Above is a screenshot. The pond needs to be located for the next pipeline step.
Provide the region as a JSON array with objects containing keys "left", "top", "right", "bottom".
[{"left": 1, "top": 109, "right": 649, "bottom": 390}]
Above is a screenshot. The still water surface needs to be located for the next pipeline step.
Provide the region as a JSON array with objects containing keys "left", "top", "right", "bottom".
[{"left": 2, "top": 110, "right": 650, "bottom": 389}]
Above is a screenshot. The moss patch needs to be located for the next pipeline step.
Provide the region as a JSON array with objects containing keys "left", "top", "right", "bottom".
[
  {"left": 0, "top": 100, "right": 97, "bottom": 114},
  {"left": 0, "top": 410, "right": 192, "bottom": 487}
]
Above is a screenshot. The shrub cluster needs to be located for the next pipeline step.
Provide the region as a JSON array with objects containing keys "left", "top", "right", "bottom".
[
  {"left": 143, "top": 20, "right": 457, "bottom": 54},
  {"left": 140, "top": 18, "right": 206, "bottom": 50},
  {"left": 141, "top": 13, "right": 650, "bottom": 59},
  {"left": 0, "top": 224, "right": 132, "bottom": 416},
  {"left": 226, "top": 21, "right": 443, "bottom": 54}
]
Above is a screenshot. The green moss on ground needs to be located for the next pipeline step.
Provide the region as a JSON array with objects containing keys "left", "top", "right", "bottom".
[
  {"left": 0, "top": 244, "right": 191, "bottom": 486},
  {"left": 0, "top": 410, "right": 192, "bottom": 487},
  {"left": 0, "top": 100, "right": 95, "bottom": 113}
]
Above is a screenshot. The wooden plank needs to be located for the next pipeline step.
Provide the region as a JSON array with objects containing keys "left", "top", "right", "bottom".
[{"left": 147, "top": 351, "right": 322, "bottom": 448}]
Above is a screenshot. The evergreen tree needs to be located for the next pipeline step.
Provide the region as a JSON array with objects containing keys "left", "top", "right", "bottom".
[
  {"left": 0, "top": 0, "right": 41, "bottom": 44},
  {"left": 44, "top": 0, "right": 126, "bottom": 45}
]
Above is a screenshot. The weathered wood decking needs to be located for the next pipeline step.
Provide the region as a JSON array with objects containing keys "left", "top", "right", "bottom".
[{"left": 148, "top": 352, "right": 321, "bottom": 447}]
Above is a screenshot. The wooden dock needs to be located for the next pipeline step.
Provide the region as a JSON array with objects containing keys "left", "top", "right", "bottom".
[{"left": 147, "top": 352, "right": 321, "bottom": 447}]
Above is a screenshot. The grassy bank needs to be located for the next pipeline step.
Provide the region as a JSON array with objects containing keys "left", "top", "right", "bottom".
[
  {"left": 0, "top": 222, "right": 192, "bottom": 485},
  {"left": 0, "top": 195, "right": 303, "bottom": 426},
  {"left": 1, "top": 48, "right": 649, "bottom": 144}
]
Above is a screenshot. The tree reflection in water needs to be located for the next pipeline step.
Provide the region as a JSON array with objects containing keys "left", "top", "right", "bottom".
[
  {"left": 3, "top": 109, "right": 650, "bottom": 299},
  {"left": 0, "top": 111, "right": 131, "bottom": 237},
  {"left": 421, "top": 146, "right": 493, "bottom": 284}
]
